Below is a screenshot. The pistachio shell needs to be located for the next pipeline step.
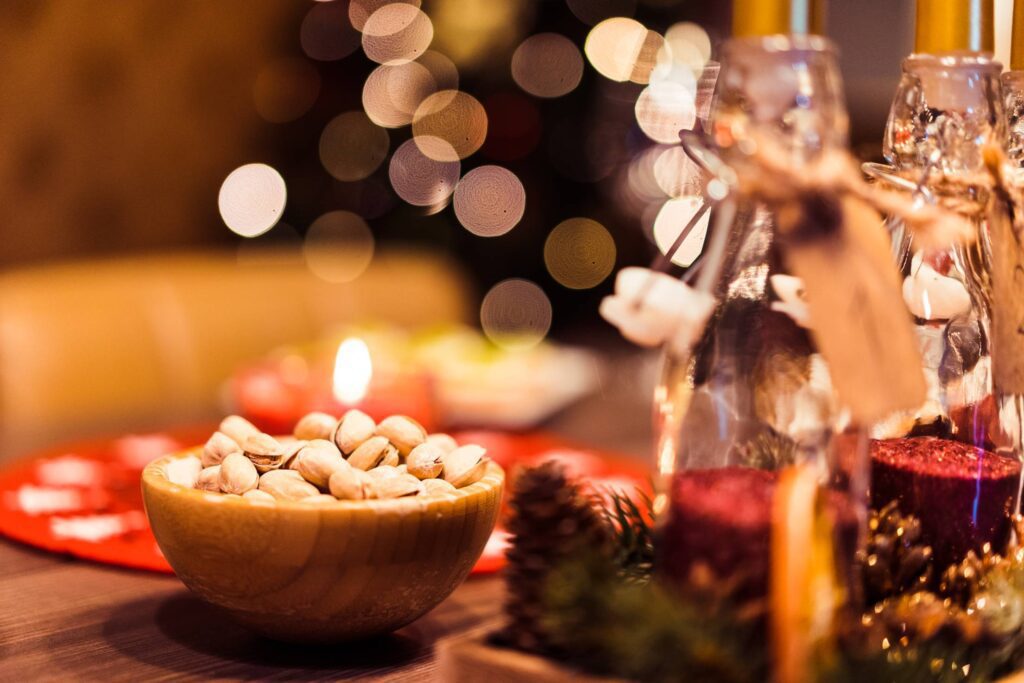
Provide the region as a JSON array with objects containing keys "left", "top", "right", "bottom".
[
  {"left": 365, "top": 465, "right": 401, "bottom": 481},
  {"left": 296, "top": 443, "right": 349, "bottom": 488},
  {"left": 282, "top": 440, "right": 311, "bottom": 470},
  {"left": 371, "top": 473, "right": 423, "bottom": 499},
  {"left": 334, "top": 409, "right": 377, "bottom": 455},
  {"left": 219, "top": 415, "right": 260, "bottom": 445},
  {"left": 219, "top": 453, "right": 260, "bottom": 494},
  {"left": 347, "top": 435, "right": 398, "bottom": 471},
  {"left": 421, "top": 478, "right": 458, "bottom": 496},
  {"left": 243, "top": 433, "right": 286, "bottom": 473},
  {"left": 443, "top": 445, "right": 488, "bottom": 488},
  {"left": 165, "top": 455, "right": 202, "bottom": 488},
  {"left": 196, "top": 466, "right": 222, "bottom": 492},
  {"left": 425, "top": 433, "right": 459, "bottom": 455},
  {"left": 242, "top": 489, "right": 276, "bottom": 504},
  {"left": 294, "top": 412, "right": 338, "bottom": 441},
  {"left": 202, "top": 431, "right": 239, "bottom": 467},
  {"left": 258, "top": 469, "right": 320, "bottom": 500},
  {"left": 375, "top": 416, "right": 427, "bottom": 456},
  {"left": 406, "top": 443, "right": 445, "bottom": 480},
  {"left": 328, "top": 468, "right": 374, "bottom": 500}
]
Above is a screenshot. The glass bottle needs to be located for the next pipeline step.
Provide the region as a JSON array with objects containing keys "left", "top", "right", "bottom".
[{"left": 1002, "top": 0, "right": 1024, "bottom": 167}]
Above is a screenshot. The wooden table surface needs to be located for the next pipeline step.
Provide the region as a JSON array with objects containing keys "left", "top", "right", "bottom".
[{"left": 0, "top": 353, "right": 653, "bottom": 682}]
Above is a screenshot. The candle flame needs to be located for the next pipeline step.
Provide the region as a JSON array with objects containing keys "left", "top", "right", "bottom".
[{"left": 333, "top": 337, "right": 372, "bottom": 406}]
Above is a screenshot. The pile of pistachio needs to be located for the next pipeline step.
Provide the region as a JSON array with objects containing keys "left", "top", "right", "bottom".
[{"left": 170, "top": 412, "right": 489, "bottom": 503}]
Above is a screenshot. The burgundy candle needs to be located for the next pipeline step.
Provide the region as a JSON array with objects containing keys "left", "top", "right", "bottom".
[{"left": 870, "top": 436, "right": 1022, "bottom": 569}]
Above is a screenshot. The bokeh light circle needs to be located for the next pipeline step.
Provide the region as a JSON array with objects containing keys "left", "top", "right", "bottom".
[
  {"left": 300, "top": 2, "right": 360, "bottom": 61},
  {"left": 303, "top": 211, "right": 376, "bottom": 283},
  {"left": 653, "top": 197, "right": 710, "bottom": 267},
  {"left": 218, "top": 164, "right": 287, "bottom": 238},
  {"left": 362, "top": 61, "right": 436, "bottom": 128},
  {"left": 665, "top": 22, "right": 711, "bottom": 70},
  {"left": 511, "top": 33, "right": 584, "bottom": 98},
  {"left": 417, "top": 50, "right": 460, "bottom": 92},
  {"left": 453, "top": 165, "right": 526, "bottom": 237},
  {"left": 361, "top": 4, "right": 434, "bottom": 65},
  {"left": 584, "top": 18, "right": 664, "bottom": 84},
  {"left": 635, "top": 82, "right": 697, "bottom": 144},
  {"left": 412, "top": 90, "right": 488, "bottom": 161},
  {"left": 388, "top": 137, "right": 461, "bottom": 206},
  {"left": 653, "top": 146, "right": 703, "bottom": 197},
  {"left": 480, "top": 279, "right": 553, "bottom": 351},
  {"left": 350, "top": 0, "right": 421, "bottom": 32},
  {"left": 253, "top": 58, "right": 321, "bottom": 124},
  {"left": 543, "top": 218, "right": 617, "bottom": 289},
  {"left": 319, "top": 112, "right": 390, "bottom": 181}
]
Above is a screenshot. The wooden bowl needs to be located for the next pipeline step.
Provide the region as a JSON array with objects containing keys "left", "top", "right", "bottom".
[{"left": 141, "top": 447, "right": 504, "bottom": 643}]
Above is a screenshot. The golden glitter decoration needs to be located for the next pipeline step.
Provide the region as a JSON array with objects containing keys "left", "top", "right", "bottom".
[
  {"left": 319, "top": 112, "right": 390, "bottom": 182},
  {"left": 566, "top": 0, "right": 637, "bottom": 26},
  {"left": 511, "top": 33, "right": 584, "bottom": 98},
  {"left": 479, "top": 279, "right": 552, "bottom": 351},
  {"left": 635, "top": 82, "right": 696, "bottom": 144},
  {"left": 300, "top": 2, "right": 360, "bottom": 61},
  {"left": 350, "top": 0, "right": 421, "bottom": 32},
  {"left": 362, "top": 61, "right": 436, "bottom": 128},
  {"left": 218, "top": 164, "right": 287, "bottom": 238},
  {"left": 543, "top": 218, "right": 617, "bottom": 290},
  {"left": 652, "top": 197, "right": 709, "bottom": 267},
  {"left": 412, "top": 90, "right": 488, "bottom": 161},
  {"left": 584, "top": 18, "right": 665, "bottom": 84},
  {"left": 653, "top": 146, "right": 703, "bottom": 198},
  {"left": 453, "top": 165, "right": 526, "bottom": 237},
  {"left": 388, "top": 137, "right": 461, "bottom": 206},
  {"left": 361, "top": 4, "right": 434, "bottom": 65},
  {"left": 303, "top": 211, "right": 376, "bottom": 283},
  {"left": 253, "top": 58, "right": 321, "bottom": 124}
]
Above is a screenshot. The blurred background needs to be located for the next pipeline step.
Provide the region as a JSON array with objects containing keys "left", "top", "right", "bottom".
[{"left": 0, "top": 0, "right": 931, "bottom": 455}]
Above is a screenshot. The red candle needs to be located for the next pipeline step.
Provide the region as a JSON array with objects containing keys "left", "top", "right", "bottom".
[{"left": 233, "top": 337, "right": 437, "bottom": 435}]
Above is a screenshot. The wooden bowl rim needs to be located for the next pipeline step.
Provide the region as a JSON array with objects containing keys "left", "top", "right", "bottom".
[{"left": 142, "top": 445, "right": 504, "bottom": 514}]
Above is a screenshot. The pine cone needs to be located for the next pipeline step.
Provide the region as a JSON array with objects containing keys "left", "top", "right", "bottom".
[
  {"left": 939, "top": 548, "right": 1002, "bottom": 606},
  {"left": 732, "top": 429, "right": 797, "bottom": 471},
  {"left": 498, "top": 461, "right": 610, "bottom": 654},
  {"left": 870, "top": 591, "right": 994, "bottom": 647},
  {"left": 859, "top": 502, "right": 933, "bottom": 605}
]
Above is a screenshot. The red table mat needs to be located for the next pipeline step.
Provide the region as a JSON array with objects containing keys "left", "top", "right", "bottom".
[{"left": 0, "top": 428, "right": 648, "bottom": 575}]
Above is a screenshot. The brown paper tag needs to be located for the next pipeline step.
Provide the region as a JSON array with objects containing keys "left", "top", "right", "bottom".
[
  {"left": 778, "top": 195, "right": 926, "bottom": 424},
  {"left": 990, "top": 191, "right": 1024, "bottom": 394}
]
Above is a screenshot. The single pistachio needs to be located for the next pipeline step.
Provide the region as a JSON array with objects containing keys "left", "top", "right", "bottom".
[
  {"left": 421, "top": 478, "right": 458, "bottom": 496},
  {"left": 258, "top": 469, "right": 319, "bottom": 500},
  {"left": 281, "top": 440, "right": 311, "bottom": 470},
  {"left": 300, "top": 494, "right": 339, "bottom": 505},
  {"left": 328, "top": 468, "right": 375, "bottom": 500},
  {"left": 334, "top": 409, "right": 376, "bottom": 455},
  {"left": 202, "top": 431, "right": 239, "bottom": 467},
  {"left": 219, "top": 415, "right": 260, "bottom": 445},
  {"left": 406, "top": 443, "right": 445, "bottom": 480},
  {"left": 196, "top": 465, "right": 222, "bottom": 492},
  {"left": 294, "top": 412, "right": 338, "bottom": 441},
  {"left": 380, "top": 446, "right": 400, "bottom": 468},
  {"left": 425, "top": 433, "right": 459, "bottom": 455},
  {"left": 219, "top": 453, "right": 260, "bottom": 494},
  {"left": 371, "top": 473, "right": 424, "bottom": 499},
  {"left": 242, "top": 489, "right": 276, "bottom": 504},
  {"left": 375, "top": 415, "right": 427, "bottom": 456},
  {"left": 165, "top": 455, "right": 202, "bottom": 488},
  {"left": 365, "top": 465, "right": 401, "bottom": 481},
  {"left": 443, "top": 445, "right": 488, "bottom": 488},
  {"left": 296, "top": 442, "right": 350, "bottom": 488},
  {"left": 243, "top": 433, "right": 286, "bottom": 473},
  {"left": 347, "top": 435, "right": 399, "bottom": 471}
]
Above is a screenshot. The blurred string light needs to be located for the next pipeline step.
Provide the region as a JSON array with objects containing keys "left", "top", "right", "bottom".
[
  {"left": 430, "top": 0, "right": 530, "bottom": 69},
  {"left": 584, "top": 18, "right": 664, "bottom": 84},
  {"left": 303, "top": 210, "right": 376, "bottom": 283},
  {"left": 652, "top": 197, "right": 709, "bottom": 267},
  {"left": 218, "top": 163, "right": 287, "bottom": 238},
  {"left": 635, "top": 82, "right": 697, "bottom": 144},
  {"left": 543, "top": 218, "right": 617, "bottom": 290},
  {"left": 349, "top": 0, "right": 421, "bottom": 32},
  {"left": 653, "top": 146, "right": 703, "bottom": 197},
  {"left": 566, "top": 0, "right": 637, "bottom": 25},
  {"left": 417, "top": 50, "right": 460, "bottom": 92},
  {"left": 480, "top": 279, "right": 552, "bottom": 351},
  {"left": 253, "top": 58, "right": 321, "bottom": 124},
  {"left": 361, "top": 4, "right": 434, "bottom": 65},
  {"left": 662, "top": 22, "right": 711, "bottom": 75},
  {"left": 388, "top": 137, "right": 461, "bottom": 206},
  {"left": 362, "top": 61, "right": 437, "bottom": 128},
  {"left": 453, "top": 165, "right": 526, "bottom": 237},
  {"left": 300, "top": 1, "right": 360, "bottom": 61},
  {"left": 511, "top": 33, "right": 584, "bottom": 98},
  {"left": 412, "top": 90, "right": 488, "bottom": 161},
  {"left": 319, "top": 111, "right": 390, "bottom": 181}
]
